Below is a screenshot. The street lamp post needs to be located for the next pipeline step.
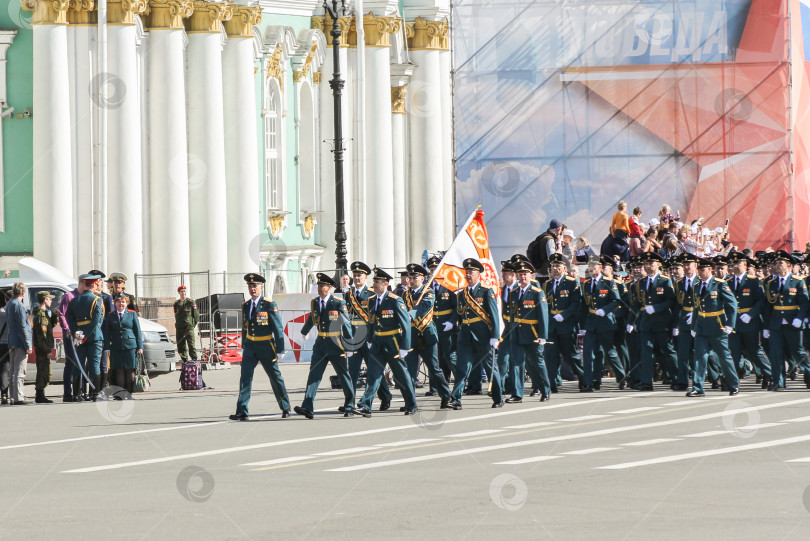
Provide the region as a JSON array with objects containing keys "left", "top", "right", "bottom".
[{"left": 324, "top": 0, "right": 348, "bottom": 275}]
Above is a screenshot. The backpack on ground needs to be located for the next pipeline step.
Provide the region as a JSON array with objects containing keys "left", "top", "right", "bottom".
[{"left": 180, "top": 360, "right": 204, "bottom": 390}]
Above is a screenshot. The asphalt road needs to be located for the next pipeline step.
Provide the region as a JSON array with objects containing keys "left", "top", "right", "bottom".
[{"left": 3, "top": 365, "right": 810, "bottom": 540}]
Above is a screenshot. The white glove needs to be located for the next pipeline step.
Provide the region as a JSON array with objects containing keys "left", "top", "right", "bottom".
[
  {"left": 685, "top": 313, "right": 693, "bottom": 325},
  {"left": 739, "top": 314, "right": 751, "bottom": 324},
  {"left": 724, "top": 326, "right": 733, "bottom": 335},
  {"left": 578, "top": 330, "right": 586, "bottom": 336},
  {"left": 398, "top": 349, "right": 409, "bottom": 359},
  {"left": 626, "top": 324, "right": 634, "bottom": 333},
  {"left": 553, "top": 314, "right": 564, "bottom": 322},
  {"left": 644, "top": 305, "right": 655, "bottom": 314},
  {"left": 782, "top": 318, "right": 788, "bottom": 325},
  {"left": 793, "top": 318, "right": 803, "bottom": 329},
  {"left": 690, "top": 330, "right": 696, "bottom": 337},
  {"left": 594, "top": 308, "right": 605, "bottom": 317},
  {"left": 442, "top": 321, "right": 453, "bottom": 332},
  {"left": 489, "top": 338, "right": 499, "bottom": 349},
  {"left": 537, "top": 338, "right": 547, "bottom": 346},
  {"left": 672, "top": 328, "right": 679, "bottom": 337},
  {"left": 763, "top": 329, "right": 770, "bottom": 338}
]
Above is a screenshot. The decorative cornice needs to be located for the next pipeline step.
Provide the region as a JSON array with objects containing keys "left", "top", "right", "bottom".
[
  {"left": 391, "top": 85, "right": 407, "bottom": 114},
  {"left": 266, "top": 43, "right": 283, "bottom": 92},
  {"left": 67, "top": 0, "right": 95, "bottom": 25},
  {"left": 349, "top": 12, "right": 400, "bottom": 48},
  {"left": 223, "top": 5, "right": 261, "bottom": 38},
  {"left": 302, "top": 215, "right": 316, "bottom": 240},
  {"left": 185, "top": 1, "right": 233, "bottom": 33},
  {"left": 405, "top": 16, "right": 449, "bottom": 51},
  {"left": 292, "top": 43, "right": 317, "bottom": 83},
  {"left": 144, "top": 0, "right": 193, "bottom": 30},
  {"left": 108, "top": 0, "right": 147, "bottom": 25},
  {"left": 267, "top": 214, "right": 287, "bottom": 239},
  {"left": 311, "top": 14, "right": 351, "bottom": 48},
  {"left": 21, "top": 0, "right": 70, "bottom": 25}
]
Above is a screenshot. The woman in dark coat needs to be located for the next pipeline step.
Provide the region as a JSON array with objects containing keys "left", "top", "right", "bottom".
[{"left": 102, "top": 293, "right": 143, "bottom": 397}]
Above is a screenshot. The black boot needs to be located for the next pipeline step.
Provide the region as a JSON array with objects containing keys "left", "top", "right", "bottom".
[{"left": 35, "top": 389, "right": 53, "bottom": 404}]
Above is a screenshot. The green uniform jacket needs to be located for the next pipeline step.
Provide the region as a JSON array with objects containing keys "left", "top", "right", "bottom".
[
  {"left": 691, "top": 277, "right": 737, "bottom": 336},
  {"left": 368, "top": 292, "right": 411, "bottom": 354},
  {"left": 343, "top": 286, "right": 374, "bottom": 345},
  {"left": 508, "top": 284, "right": 549, "bottom": 345},
  {"left": 582, "top": 275, "right": 621, "bottom": 333},
  {"left": 762, "top": 274, "right": 810, "bottom": 331},
  {"left": 729, "top": 274, "right": 765, "bottom": 332},
  {"left": 432, "top": 283, "right": 458, "bottom": 328},
  {"left": 32, "top": 306, "right": 59, "bottom": 353},
  {"left": 543, "top": 275, "right": 582, "bottom": 333},
  {"left": 242, "top": 297, "right": 285, "bottom": 359},
  {"left": 67, "top": 290, "right": 105, "bottom": 341},
  {"left": 632, "top": 273, "right": 676, "bottom": 332},
  {"left": 674, "top": 275, "right": 698, "bottom": 332},
  {"left": 456, "top": 282, "right": 500, "bottom": 342},
  {"left": 403, "top": 284, "right": 438, "bottom": 347},
  {"left": 500, "top": 284, "right": 518, "bottom": 340},
  {"left": 174, "top": 298, "right": 199, "bottom": 329},
  {"left": 300, "top": 295, "right": 352, "bottom": 357}
]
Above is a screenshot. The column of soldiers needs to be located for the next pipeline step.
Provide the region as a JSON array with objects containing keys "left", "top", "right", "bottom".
[{"left": 228, "top": 247, "right": 810, "bottom": 421}]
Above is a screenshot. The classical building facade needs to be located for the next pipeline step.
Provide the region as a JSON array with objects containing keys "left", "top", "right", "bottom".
[{"left": 0, "top": 0, "right": 453, "bottom": 292}]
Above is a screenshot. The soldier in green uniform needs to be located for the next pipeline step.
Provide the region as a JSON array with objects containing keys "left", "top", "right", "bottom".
[
  {"left": 727, "top": 251, "right": 771, "bottom": 388},
  {"left": 174, "top": 285, "right": 199, "bottom": 362},
  {"left": 581, "top": 256, "right": 624, "bottom": 392},
  {"left": 492, "top": 260, "right": 517, "bottom": 407},
  {"left": 600, "top": 256, "right": 629, "bottom": 389},
  {"left": 67, "top": 274, "right": 106, "bottom": 401},
  {"left": 673, "top": 253, "right": 699, "bottom": 391},
  {"left": 623, "top": 255, "right": 646, "bottom": 388},
  {"left": 32, "top": 291, "right": 59, "bottom": 404},
  {"left": 109, "top": 272, "right": 139, "bottom": 313},
  {"left": 543, "top": 254, "right": 583, "bottom": 392},
  {"left": 687, "top": 257, "right": 739, "bottom": 396},
  {"left": 426, "top": 255, "right": 457, "bottom": 388},
  {"left": 229, "top": 273, "right": 290, "bottom": 421},
  {"left": 294, "top": 273, "right": 355, "bottom": 419}
]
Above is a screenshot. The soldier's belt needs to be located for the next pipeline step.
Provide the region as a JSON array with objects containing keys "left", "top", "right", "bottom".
[
  {"left": 681, "top": 307, "right": 693, "bottom": 312},
  {"left": 550, "top": 310, "right": 563, "bottom": 315},
  {"left": 318, "top": 331, "right": 342, "bottom": 338},
  {"left": 514, "top": 318, "right": 538, "bottom": 324},
  {"left": 375, "top": 329, "right": 401, "bottom": 336},
  {"left": 77, "top": 321, "right": 90, "bottom": 326},
  {"left": 738, "top": 308, "right": 752, "bottom": 314},
  {"left": 351, "top": 321, "right": 368, "bottom": 326},
  {"left": 588, "top": 309, "right": 596, "bottom": 314},
  {"left": 246, "top": 334, "right": 274, "bottom": 341},
  {"left": 774, "top": 305, "right": 799, "bottom": 311},
  {"left": 462, "top": 317, "right": 482, "bottom": 324},
  {"left": 434, "top": 309, "right": 453, "bottom": 316},
  {"left": 698, "top": 310, "right": 724, "bottom": 318}
]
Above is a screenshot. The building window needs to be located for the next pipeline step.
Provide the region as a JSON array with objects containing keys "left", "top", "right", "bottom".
[{"left": 264, "top": 81, "right": 283, "bottom": 211}]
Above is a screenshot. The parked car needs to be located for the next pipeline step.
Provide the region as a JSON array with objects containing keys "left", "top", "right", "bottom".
[{"left": 0, "top": 258, "right": 176, "bottom": 384}]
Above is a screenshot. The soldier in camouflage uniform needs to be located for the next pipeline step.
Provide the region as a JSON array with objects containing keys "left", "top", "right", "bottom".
[
  {"left": 174, "top": 286, "right": 199, "bottom": 362},
  {"left": 33, "top": 291, "right": 59, "bottom": 404}
]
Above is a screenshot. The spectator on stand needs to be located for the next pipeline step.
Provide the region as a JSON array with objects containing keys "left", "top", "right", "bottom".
[
  {"left": 574, "top": 237, "right": 598, "bottom": 263},
  {"left": 610, "top": 201, "right": 630, "bottom": 237},
  {"left": 527, "top": 219, "right": 563, "bottom": 282},
  {"left": 659, "top": 237, "right": 682, "bottom": 260},
  {"left": 658, "top": 204, "right": 679, "bottom": 225},
  {"left": 643, "top": 226, "right": 662, "bottom": 253},
  {"left": 629, "top": 207, "right": 644, "bottom": 256},
  {"left": 561, "top": 229, "right": 575, "bottom": 260}
]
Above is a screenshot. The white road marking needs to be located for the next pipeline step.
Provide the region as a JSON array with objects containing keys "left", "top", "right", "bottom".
[
  {"left": 493, "top": 456, "right": 561, "bottom": 465},
  {"left": 662, "top": 400, "right": 698, "bottom": 406},
  {"left": 324, "top": 398, "right": 810, "bottom": 472},
  {"left": 374, "top": 439, "right": 438, "bottom": 447},
  {"left": 444, "top": 429, "right": 503, "bottom": 438},
  {"left": 622, "top": 438, "right": 679, "bottom": 447},
  {"left": 786, "top": 456, "right": 810, "bottom": 463},
  {"left": 314, "top": 447, "right": 378, "bottom": 456},
  {"left": 599, "top": 435, "right": 810, "bottom": 470},
  {"left": 502, "top": 422, "right": 558, "bottom": 429},
  {"left": 738, "top": 423, "right": 783, "bottom": 431},
  {"left": 682, "top": 430, "right": 729, "bottom": 438},
  {"left": 61, "top": 396, "right": 632, "bottom": 473},
  {"left": 561, "top": 447, "right": 618, "bottom": 455},
  {"left": 784, "top": 416, "right": 810, "bottom": 423},
  {"left": 557, "top": 415, "right": 611, "bottom": 422},
  {"left": 610, "top": 407, "right": 662, "bottom": 414},
  {"left": 242, "top": 456, "right": 314, "bottom": 466}
]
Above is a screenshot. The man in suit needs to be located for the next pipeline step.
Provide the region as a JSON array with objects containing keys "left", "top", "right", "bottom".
[
  {"left": 354, "top": 268, "right": 418, "bottom": 417},
  {"left": 295, "top": 273, "right": 355, "bottom": 419},
  {"left": 426, "top": 255, "right": 458, "bottom": 386},
  {"left": 507, "top": 259, "right": 551, "bottom": 401},
  {"left": 672, "top": 253, "right": 698, "bottom": 391},
  {"left": 344, "top": 261, "right": 392, "bottom": 410},
  {"left": 581, "top": 256, "right": 624, "bottom": 392},
  {"left": 762, "top": 250, "right": 810, "bottom": 390},
  {"left": 229, "top": 273, "right": 290, "bottom": 421},
  {"left": 403, "top": 263, "right": 452, "bottom": 409},
  {"left": 491, "top": 260, "right": 517, "bottom": 407},
  {"left": 448, "top": 258, "right": 500, "bottom": 410},
  {"left": 543, "top": 253, "right": 583, "bottom": 392},
  {"left": 687, "top": 257, "right": 739, "bottom": 396},
  {"left": 67, "top": 274, "right": 106, "bottom": 402},
  {"left": 628, "top": 252, "right": 678, "bottom": 391},
  {"left": 727, "top": 251, "right": 771, "bottom": 388}
]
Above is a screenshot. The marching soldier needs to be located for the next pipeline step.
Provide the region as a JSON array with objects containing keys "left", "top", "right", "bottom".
[
  {"left": 394, "top": 271, "right": 410, "bottom": 297},
  {"left": 727, "top": 251, "right": 771, "bottom": 388},
  {"left": 229, "top": 274, "right": 290, "bottom": 421},
  {"left": 67, "top": 273, "right": 106, "bottom": 401},
  {"left": 295, "top": 273, "right": 355, "bottom": 419},
  {"left": 448, "top": 258, "right": 500, "bottom": 410},
  {"left": 543, "top": 254, "right": 583, "bottom": 392},
  {"left": 354, "top": 268, "right": 418, "bottom": 417},
  {"left": 508, "top": 259, "right": 551, "bottom": 401},
  {"left": 174, "top": 286, "right": 199, "bottom": 363},
  {"left": 672, "top": 253, "right": 699, "bottom": 391},
  {"left": 687, "top": 257, "right": 739, "bottom": 396},
  {"left": 600, "top": 256, "right": 629, "bottom": 389},
  {"left": 426, "top": 255, "right": 457, "bottom": 388},
  {"left": 403, "top": 263, "right": 452, "bottom": 408},
  {"left": 713, "top": 256, "right": 730, "bottom": 280},
  {"left": 623, "top": 255, "right": 647, "bottom": 387},
  {"left": 344, "top": 261, "right": 392, "bottom": 411},
  {"left": 762, "top": 250, "right": 810, "bottom": 391},
  {"left": 628, "top": 252, "right": 678, "bottom": 391},
  {"left": 491, "top": 260, "right": 517, "bottom": 407},
  {"left": 581, "top": 256, "right": 624, "bottom": 392}
]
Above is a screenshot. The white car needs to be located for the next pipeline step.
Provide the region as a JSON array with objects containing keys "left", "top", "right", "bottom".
[{"left": 0, "top": 258, "right": 176, "bottom": 384}]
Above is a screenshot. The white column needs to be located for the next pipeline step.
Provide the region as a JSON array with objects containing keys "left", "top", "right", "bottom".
[
  {"left": 185, "top": 1, "right": 231, "bottom": 273},
  {"left": 24, "top": 0, "right": 74, "bottom": 274},
  {"left": 390, "top": 63, "right": 413, "bottom": 268},
  {"left": 223, "top": 5, "right": 261, "bottom": 273},
  {"left": 439, "top": 48, "right": 453, "bottom": 245},
  {"left": 144, "top": 0, "right": 192, "bottom": 274},
  {"left": 0, "top": 31, "right": 16, "bottom": 233},
  {"left": 106, "top": 0, "right": 146, "bottom": 278}
]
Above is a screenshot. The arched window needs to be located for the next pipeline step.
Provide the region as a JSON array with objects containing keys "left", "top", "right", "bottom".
[
  {"left": 298, "top": 82, "right": 317, "bottom": 214},
  {"left": 264, "top": 80, "right": 283, "bottom": 211}
]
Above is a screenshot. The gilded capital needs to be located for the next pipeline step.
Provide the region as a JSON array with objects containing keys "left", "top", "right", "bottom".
[
  {"left": 312, "top": 14, "right": 351, "bottom": 48},
  {"left": 67, "top": 0, "right": 95, "bottom": 25},
  {"left": 312, "top": 72, "right": 321, "bottom": 84},
  {"left": 223, "top": 5, "right": 261, "bottom": 38},
  {"left": 144, "top": 0, "right": 193, "bottom": 30},
  {"left": 266, "top": 44, "right": 284, "bottom": 92},
  {"left": 349, "top": 12, "right": 400, "bottom": 48},
  {"left": 21, "top": 0, "right": 70, "bottom": 25},
  {"left": 406, "top": 17, "right": 449, "bottom": 50},
  {"left": 391, "top": 85, "right": 407, "bottom": 114},
  {"left": 108, "top": 0, "right": 147, "bottom": 25},
  {"left": 185, "top": 1, "right": 233, "bottom": 33}
]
